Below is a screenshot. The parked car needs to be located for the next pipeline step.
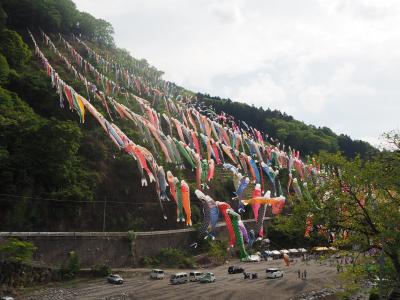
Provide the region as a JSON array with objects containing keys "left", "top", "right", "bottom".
[
  {"left": 150, "top": 269, "right": 165, "bottom": 280},
  {"left": 228, "top": 266, "right": 244, "bottom": 274},
  {"left": 189, "top": 271, "right": 203, "bottom": 282},
  {"left": 199, "top": 272, "right": 215, "bottom": 283},
  {"left": 170, "top": 272, "right": 188, "bottom": 284},
  {"left": 1, "top": 297, "right": 14, "bottom": 300},
  {"left": 244, "top": 272, "right": 258, "bottom": 279},
  {"left": 266, "top": 268, "right": 283, "bottom": 279},
  {"left": 107, "top": 274, "right": 124, "bottom": 284}
]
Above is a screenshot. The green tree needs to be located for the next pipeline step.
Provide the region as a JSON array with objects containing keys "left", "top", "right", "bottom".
[
  {"left": 0, "top": 53, "right": 9, "bottom": 84},
  {"left": 60, "top": 251, "right": 80, "bottom": 278},
  {"left": 0, "top": 29, "right": 31, "bottom": 69},
  {"left": 0, "top": 4, "right": 6, "bottom": 30},
  {"left": 0, "top": 85, "right": 97, "bottom": 230},
  {"left": 2, "top": 0, "right": 69, "bottom": 32},
  {"left": 280, "top": 134, "right": 400, "bottom": 290},
  {"left": 76, "top": 12, "right": 114, "bottom": 46},
  {"left": 271, "top": 139, "right": 399, "bottom": 296},
  {"left": 0, "top": 237, "right": 37, "bottom": 263},
  {"left": 199, "top": 93, "right": 376, "bottom": 158},
  {"left": 319, "top": 150, "right": 400, "bottom": 278},
  {"left": 52, "top": 0, "right": 78, "bottom": 32}
]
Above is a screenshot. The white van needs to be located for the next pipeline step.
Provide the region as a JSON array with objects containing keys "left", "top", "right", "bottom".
[
  {"left": 150, "top": 269, "right": 165, "bottom": 279},
  {"left": 189, "top": 271, "right": 203, "bottom": 282},
  {"left": 170, "top": 272, "right": 188, "bottom": 284}
]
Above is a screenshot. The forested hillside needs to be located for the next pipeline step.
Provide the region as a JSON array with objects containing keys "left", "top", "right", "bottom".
[
  {"left": 197, "top": 94, "right": 377, "bottom": 158},
  {"left": 0, "top": 0, "right": 376, "bottom": 232}
]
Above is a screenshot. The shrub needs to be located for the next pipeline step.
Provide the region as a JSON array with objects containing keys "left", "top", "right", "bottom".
[
  {"left": 157, "top": 248, "right": 195, "bottom": 268},
  {"left": 0, "top": 29, "right": 31, "bottom": 68},
  {"left": 0, "top": 237, "right": 37, "bottom": 263},
  {"left": 91, "top": 264, "right": 112, "bottom": 277},
  {"left": 369, "top": 291, "right": 379, "bottom": 300},
  {"left": 60, "top": 251, "right": 80, "bottom": 279},
  {"left": 141, "top": 256, "right": 159, "bottom": 267},
  {"left": 0, "top": 53, "right": 9, "bottom": 84},
  {"left": 127, "top": 230, "right": 136, "bottom": 242},
  {"left": 207, "top": 240, "right": 228, "bottom": 264},
  {"left": 142, "top": 248, "right": 195, "bottom": 269}
]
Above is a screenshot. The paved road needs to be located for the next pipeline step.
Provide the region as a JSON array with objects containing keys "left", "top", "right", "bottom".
[{"left": 23, "top": 259, "right": 339, "bottom": 300}]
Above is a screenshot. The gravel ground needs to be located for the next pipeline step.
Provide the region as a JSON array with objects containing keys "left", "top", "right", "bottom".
[{"left": 20, "top": 259, "right": 340, "bottom": 300}]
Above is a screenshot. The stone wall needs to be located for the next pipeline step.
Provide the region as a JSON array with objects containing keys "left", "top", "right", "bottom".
[{"left": 0, "top": 261, "right": 60, "bottom": 288}]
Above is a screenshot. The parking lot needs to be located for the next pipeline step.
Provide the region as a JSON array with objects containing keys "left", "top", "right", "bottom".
[{"left": 23, "top": 258, "right": 339, "bottom": 300}]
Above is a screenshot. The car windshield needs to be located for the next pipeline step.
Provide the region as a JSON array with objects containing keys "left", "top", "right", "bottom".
[{"left": 266, "top": 269, "right": 278, "bottom": 273}]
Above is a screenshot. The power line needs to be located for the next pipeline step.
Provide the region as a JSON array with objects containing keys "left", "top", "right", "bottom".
[{"left": 0, "top": 193, "right": 191, "bottom": 206}]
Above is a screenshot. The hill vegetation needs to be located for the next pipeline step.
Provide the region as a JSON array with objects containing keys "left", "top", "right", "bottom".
[
  {"left": 0, "top": 0, "right": 376, "bottom": 232},
  {"left": 198, "top": 93, "right": 377, "bottom": 158}
]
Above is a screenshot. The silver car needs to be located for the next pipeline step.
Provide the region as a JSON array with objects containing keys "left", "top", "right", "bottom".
[
  {"left": 199, "top": 272, "right": 216, "bottom": 283},
  {"left": 266, "top": 268, "right": 283, "bottom": 279},
  {"left": 107, "top": 274, "right": 124, "bottom": 284}
]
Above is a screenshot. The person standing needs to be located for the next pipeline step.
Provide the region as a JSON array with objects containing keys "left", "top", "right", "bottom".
[
  {"left": 298, "top": 269, "right": 301, "bottom": 278},
  {"left": 304, "top": 269, "right": 307, "bottom": 279}
]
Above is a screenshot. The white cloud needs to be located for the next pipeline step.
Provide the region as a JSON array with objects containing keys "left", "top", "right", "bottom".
[
  {"left": 233, "top": 73, "right": 288, "bottom": 109},
  {"left": 73, "top": 0, "right": 400, "bottom": 143},
  {"left": 298, "top": 86, "right": 330, "bottom": 114},
  {"left": 207, "top": 0, "right": 244, "bottom": 24}
]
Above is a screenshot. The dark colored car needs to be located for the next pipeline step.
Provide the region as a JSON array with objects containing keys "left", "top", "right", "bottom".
[
  {"left": 228, "top": 266, "right": 244, "bottom": 274},
  {"left": 107, "top": 274, "right": 124, "bottom": 284}
]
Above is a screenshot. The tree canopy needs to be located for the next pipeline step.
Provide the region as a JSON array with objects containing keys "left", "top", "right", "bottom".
[
  {"left": 0, "top": 29, "right": 31, "bottom": 69},
  {"left": 2, "top": 0, "right": 114, "bottom": 46},
  {"left": 198, "top": 93, "right": 377, "bottom": 159},
  {"left": 274, "top": 134, "right": 400, "bottom": 291}
]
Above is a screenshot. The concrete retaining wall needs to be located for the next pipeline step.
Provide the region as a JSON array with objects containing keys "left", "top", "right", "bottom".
[{"left": 0, "top": 218, "right": 270, "bottom": 268}]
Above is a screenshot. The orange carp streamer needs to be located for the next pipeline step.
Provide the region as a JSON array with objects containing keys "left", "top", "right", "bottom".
[{"left": 181, "top": 180, "right": 192, "bottom": 226}]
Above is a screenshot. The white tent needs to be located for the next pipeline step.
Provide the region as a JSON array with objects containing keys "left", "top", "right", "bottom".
[
  {"left": 271, "top": 250, "right": 281, "bottom": 257},
  {"left": 288, "top": 248, "right": 301, "bottom": 256},
  {"left": 313, "top": 246, "right": 329, "bottom": 252}
]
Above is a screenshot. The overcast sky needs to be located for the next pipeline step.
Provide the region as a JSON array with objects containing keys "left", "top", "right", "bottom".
[{"left": 74, "top": 0, "right": 400, "bottom": 147}]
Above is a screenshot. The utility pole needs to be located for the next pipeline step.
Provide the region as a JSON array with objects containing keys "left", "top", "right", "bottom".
[{"left": 102, "top": 196, "right": 107, "bottom": 232}]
